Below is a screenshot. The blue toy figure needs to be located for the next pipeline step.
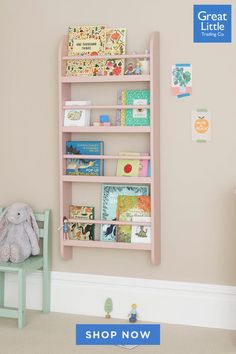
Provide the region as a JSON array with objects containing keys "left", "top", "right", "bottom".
[
  {"left": 128, "top": 304, "right": 138, "bottom": 323},
  {"left": 134, "top": 60, "right": 142, "bottom": 75},
  {"left": 63, "top": 216, "right": 69, "bottom": 240}
]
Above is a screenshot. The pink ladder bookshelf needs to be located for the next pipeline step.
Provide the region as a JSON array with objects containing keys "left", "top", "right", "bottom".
[{"left": 58, "top": 32, "right": 160, "bottom": 265}]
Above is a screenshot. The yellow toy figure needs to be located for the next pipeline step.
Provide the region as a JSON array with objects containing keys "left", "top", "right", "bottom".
[{"left": 128, "top": 304, "right": 138, "bottom": 323}]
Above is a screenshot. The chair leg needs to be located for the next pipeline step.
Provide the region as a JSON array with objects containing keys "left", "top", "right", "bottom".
[
  {"left": 18, "top": 270, "right": 26, "bottom": 329},
  {"left": 42, "top": 269, "right": 50, "bottom": 313},
  {"left": 0, "top": 272, "right": 5, "bottom": 307}
]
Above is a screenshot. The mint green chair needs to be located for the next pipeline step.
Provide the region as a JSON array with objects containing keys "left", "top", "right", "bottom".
[{"left": 0, "top": 208, "right": 51, "bottom": 328}]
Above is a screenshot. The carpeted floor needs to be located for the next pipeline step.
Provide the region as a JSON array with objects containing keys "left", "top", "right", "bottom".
[{"left": 0, "top": 311, "right": 236, "bottom": 354}]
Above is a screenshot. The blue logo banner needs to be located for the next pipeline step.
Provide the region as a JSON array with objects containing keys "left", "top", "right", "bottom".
[
  {"left": 76, "top": 324, "right": 161, "bottom": 345},
  {"left": 194, "top": 5, "right": 232, "bottom": 43}
]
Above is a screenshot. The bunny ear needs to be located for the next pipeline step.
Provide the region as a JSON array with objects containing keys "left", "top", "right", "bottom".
[
  {"left": 0, "top": 207, "right": 9, "bottom": 241},
  {"left": 27, "top": 206, "right": 39, "bottom": 239}
]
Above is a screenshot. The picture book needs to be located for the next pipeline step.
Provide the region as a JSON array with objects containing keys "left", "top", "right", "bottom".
[
  {"left": 100, "top": 185, "right": 149, "bottom": 242},
  {"left": 116, "top": 158, "right": 140, "bottom": 177},
  {"left": 64, "top": 101, "right": 91, "bottom": 127},
  {"left": 116, "top": 195, "right": 151, "bottom": 243},
  {"left": 125, "top": 90, "right": 150, "bottom": 126},
  {"left": 131, "top": 216, "right": 151, "bottom": 243},
  {"left": 69, "top": 205, "right": 95, "bottom": 240},
  {"left": 117, "top": 152, "right": 149, "bottom": 177},
  {"left": 66, "top": 25, "right": 106, "bottom": 76},
  {"left": 66, "top": 141, "right": 104, "bottom": 176},
  {"left": 104, "top": 28, "right": 126, "bottom": 76}
]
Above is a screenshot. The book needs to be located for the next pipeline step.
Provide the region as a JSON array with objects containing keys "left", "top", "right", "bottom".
[
  {"left": 100, "top": 185, "right": 149, "bottom": 242},
  {"left": 116, "top": 158, "right": 140, "bottom": 177},
  {"left": 116, "top": 195, "right": 151, "bottom": 242},
  {"left": 116, "top": 89, "right": 122, "bottom": 126},
  {"left": 117, "top": 152, "right": 149, "bottom": 177},
  {"left": 69, "top": 205, "right": 95, "bottom": 240},
  {"left": 66, "top": 141, "right": 104, "bottom": 176},
  {"left": 64, "top": 101, "right": 91, "bottom": 127},
  {"left": 131, "top": 216, "right": 151, "bottom": 243},
  {"left": 104, "top": 28, "right": 126, "bottom": 76},
  {"left": 121, "top": 89, "right": 126, "bottom": 126},
  {"left": 66, "top": 25, "right": 106, "bottom": 76},
  {"left": 125, "top": 90, "right": 150, "bottom": 126}
]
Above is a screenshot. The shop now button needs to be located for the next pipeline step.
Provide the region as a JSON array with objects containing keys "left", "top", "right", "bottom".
[{"left": 76, "top": 324, "right": 160, "bottom": 345}]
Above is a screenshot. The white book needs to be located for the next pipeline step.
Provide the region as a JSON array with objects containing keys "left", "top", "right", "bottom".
[
  {"left": 131, "top": 216, "right": 151, "bottom": 243},
  {"left": 64, "top": 100, "right": 91, "bottom": 127}
]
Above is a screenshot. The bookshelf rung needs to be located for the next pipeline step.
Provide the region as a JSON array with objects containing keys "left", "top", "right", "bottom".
[
  {"left": 62, "top": 175, "right": 151, "bottom": 183},
  {"left": 62, "top": 126, "right": 151, "bottom": 133},
  {"left": 63, "top": 240, "right": 152, "bottom": 250},
  {"left": 62, "top": 105, "right": 150, "bottom": 110},
  {"left": 63, "top": 53, "right": 150, "bottom": 60},
  {"left": 68, "top": 219, "right": 151, "bottom": 226},
  {"left": 63, "top": 154, "right": 150, "bottom": 160}
]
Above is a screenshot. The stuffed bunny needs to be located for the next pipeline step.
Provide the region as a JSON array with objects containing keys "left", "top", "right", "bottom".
[{"left": 0, "top": 202, "right": 40, "bottom": 263}]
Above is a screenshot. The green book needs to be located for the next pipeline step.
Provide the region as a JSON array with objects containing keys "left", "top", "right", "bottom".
[{"left": 125, "top": 90, "right": 150, "bottom": 126}]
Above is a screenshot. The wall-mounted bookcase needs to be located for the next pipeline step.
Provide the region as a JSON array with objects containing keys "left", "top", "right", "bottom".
[{"left": 58, "top": 32, "right": 160, "bottom": 265}]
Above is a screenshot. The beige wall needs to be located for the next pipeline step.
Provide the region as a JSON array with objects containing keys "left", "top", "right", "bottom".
[{"left": 0, "top": 0, "right": 236, "bottom": 285}]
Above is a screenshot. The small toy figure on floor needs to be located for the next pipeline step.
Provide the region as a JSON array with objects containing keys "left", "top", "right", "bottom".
[
  {"left": 128, "top": 304, "right": 138, "bottom": 323},
  {"left": 104, "top": 297, "right": 113, "bottom": 319},
  {"left": 63, "top": 216, "right": 69, "bottom": 240}
]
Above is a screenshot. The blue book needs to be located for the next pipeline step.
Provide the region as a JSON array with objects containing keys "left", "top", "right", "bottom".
[{"left": 66, "top": 141, "right": 104, "bottom": 176}]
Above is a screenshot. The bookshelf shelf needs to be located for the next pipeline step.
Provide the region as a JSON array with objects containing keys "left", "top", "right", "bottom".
[
  {"left": 68, "top": 219, "right": 151, "bottom": 226},
  {"left": 62, "top": 126, "right": 151, "bottom": 133},
  {"left": 62, "top": 53, "right": 150, "bottom": 60},
  {"left": 63, "top": 105, "right": 150, "bottom": 110},
  {"left": 59, "top": 32, "right": 160, "bottom": 265},
  {"left": 61, "top": 75, "right": 150, "bottom": 83},
  {"left": 63, "top": 155, "right": 151, "bottom": 160},
  {"left": 62, "top": 175, "right": 152, "bottom": 184},
  {"left": 63, "top": 240, "right": 152, "bottom": 251}
]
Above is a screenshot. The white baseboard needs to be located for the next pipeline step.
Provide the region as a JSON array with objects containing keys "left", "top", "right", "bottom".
[{"left": 4, "top": 271, "right": 236, "bottom": 330}]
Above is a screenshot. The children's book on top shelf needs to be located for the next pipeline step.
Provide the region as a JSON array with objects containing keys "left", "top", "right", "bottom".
[
  {"left": 100, "top": 184, "right": 149, "bottom": 242},
  {"left": 119, "top": 90, "right": 150, "bottom": 126},
  {"left": 116, "top": 195, "right": 151, "bottom": 243},
  {"left": 69, "top": 205, "right": 95, "bottom": 240},
  {"left": 66, "top": 141, "right": 104, "bottom": 176},
  {"left": 66, "top": 25, "right": 106, "bottom": 76},
  {"left": 116, "top": 152, "right": 149, "bottom": 177},
  {"left": 66, "top": 25, "right": 126, "bottom": 77},
  {"left": 104, "top": 28, "right": 126, "bottom": 76}
]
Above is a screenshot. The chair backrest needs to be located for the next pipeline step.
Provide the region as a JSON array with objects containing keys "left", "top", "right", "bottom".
[{"left": 0, "top": 207, "right": 51, "bottom": 265}]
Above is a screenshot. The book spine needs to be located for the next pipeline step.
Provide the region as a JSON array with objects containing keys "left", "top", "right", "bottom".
[
  {"left": 116, "top": 89, "right": 122, "bottom": 126},
  {"left": 121, "top": 89, "right": 126, "bottom": 126}
]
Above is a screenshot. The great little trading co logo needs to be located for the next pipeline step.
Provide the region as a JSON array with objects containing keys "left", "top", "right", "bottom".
[{"left": 194, "top": 5, "right": 232, "bottom": 43}]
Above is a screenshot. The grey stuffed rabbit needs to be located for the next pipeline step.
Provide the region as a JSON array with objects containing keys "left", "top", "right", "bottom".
[{"left": 0, "top": 202, "right": 40, "bottom": 263}]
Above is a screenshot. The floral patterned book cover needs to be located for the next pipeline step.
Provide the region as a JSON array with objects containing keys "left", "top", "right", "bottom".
[
  {"left": 100, "top": 185, "right": 149, "bottom": 242},
  {"left": 69, "top": 205, "right": 95, "bottom": 240},
  {"left": 66, "top": 25, "right": 106, "bottom": 76},
  {"left": 104, "top": 28, "right": 126, "bottom": 76},
  {"left": 116, "top": 195, "right": 151, "bottom": 243}
]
